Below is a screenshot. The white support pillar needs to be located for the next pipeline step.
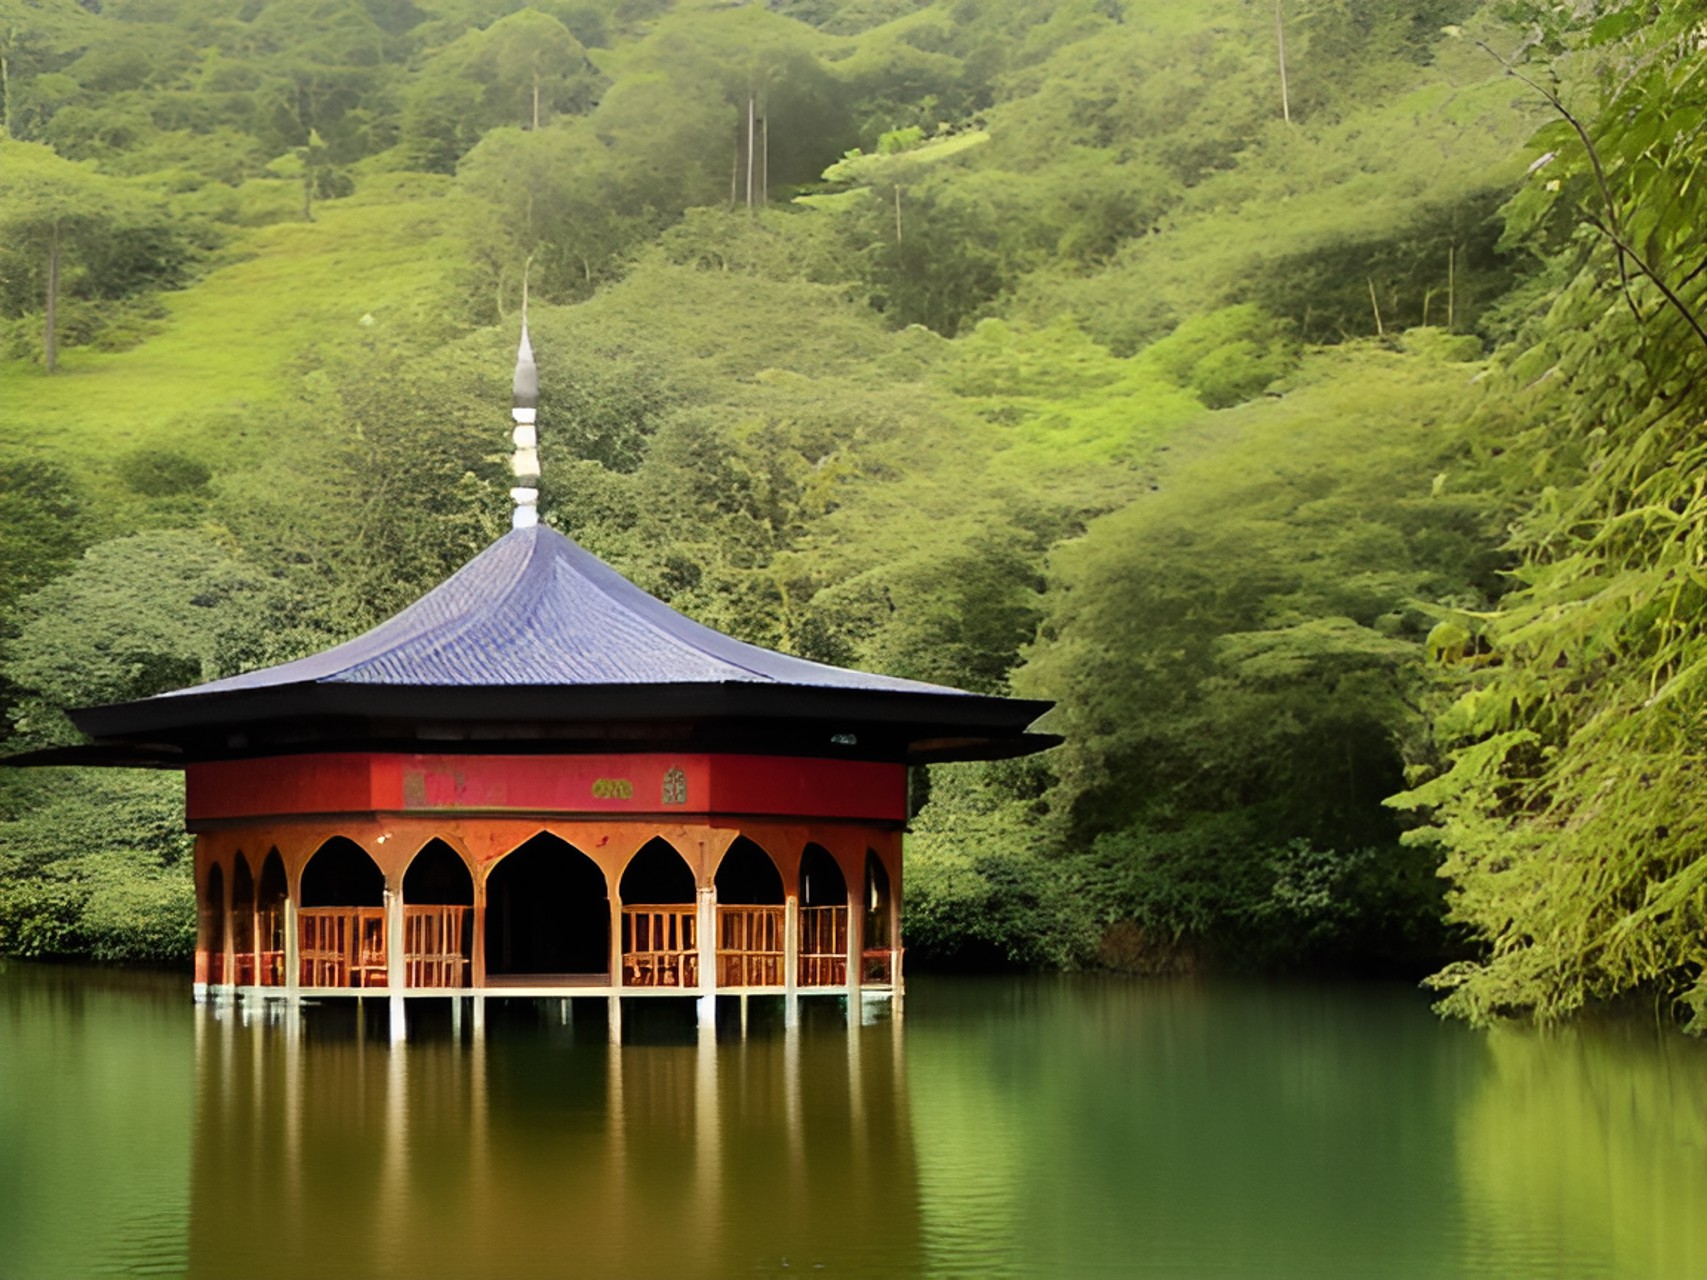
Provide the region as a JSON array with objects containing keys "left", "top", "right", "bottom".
[
  {"left": 249, "top": 893, "right": 262, "bottom": 1004},
  {"left": 609, "top": 880, "right": 625, "bottom": 1044},
  {"left": 220, "top": 865, "right": 235, "bottom": 1003},
  {"left": 783, "top": 893, "right": 799, "bottom": 1029},
  {"left": 889, "top": 855, "right": 903, "bottom": 1016},
  {"left": 696, "top": 885, "right": 717, "bottom": 1031},
  {"left": 385, "top": 883, "right": 406, "bottom": 1044},
  {"left": 471, "top": 874, "right": 487, "bottom": 991},
  {"left": 845, "top": 880, "right": 862, "bottom": 1025},
  {"left": 284, "top": 897, "right": 301, "bottom": 1011}
]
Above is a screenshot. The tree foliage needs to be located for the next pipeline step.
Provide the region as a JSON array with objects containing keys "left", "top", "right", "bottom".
[
  {"left": 5, "top": 0, "right": 1702, "bottom": 1017},
  {"left": 1389, "top": 3, "right": 1707, "bottom": 1030}
]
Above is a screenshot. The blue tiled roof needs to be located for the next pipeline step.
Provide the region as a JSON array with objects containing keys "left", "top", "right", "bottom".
[{"left": 165, "top": 524, "right": 968, "bottom": 699}]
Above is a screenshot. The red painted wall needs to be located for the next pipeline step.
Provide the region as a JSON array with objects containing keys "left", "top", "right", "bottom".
[{"left": 186, "top": 753, "right": 906, "bottom": 824}]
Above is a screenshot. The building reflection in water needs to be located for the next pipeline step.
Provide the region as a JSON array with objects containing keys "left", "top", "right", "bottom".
[{"left": 186, "top": 998, "right": 923, "bottom": 1280}]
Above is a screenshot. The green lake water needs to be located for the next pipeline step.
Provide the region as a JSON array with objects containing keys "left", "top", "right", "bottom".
[{"left": 3, "top": 964, "right": 1706, "bottom": 1279}]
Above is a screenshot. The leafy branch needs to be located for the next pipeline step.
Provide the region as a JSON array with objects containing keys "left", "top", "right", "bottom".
[{"left": 1477, "top": 36, "right": 1707, "bottom": 354}]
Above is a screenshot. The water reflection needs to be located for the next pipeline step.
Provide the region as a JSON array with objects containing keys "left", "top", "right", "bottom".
[
  {"left": 6, "top": 967, "right": 1707, "bottom": 1279},
  {"left": 1454, "top": 1018, "right": 1707, "bottom": 1278},
  {"left": 185, "top": 999, "right": 922, "bottom": 1280}
]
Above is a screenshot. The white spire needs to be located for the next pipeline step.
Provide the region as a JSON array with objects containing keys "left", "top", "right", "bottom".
[{"left": 509, "top": 273, "right": 540, "bottom": 530}]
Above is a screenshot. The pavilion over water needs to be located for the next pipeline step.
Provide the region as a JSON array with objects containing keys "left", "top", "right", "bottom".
[{"left": 22, "top": 327, "right": 1057, "bottom": 1038}]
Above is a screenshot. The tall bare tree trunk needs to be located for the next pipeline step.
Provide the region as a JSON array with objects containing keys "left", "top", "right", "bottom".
[
  {"left": 532, "top": 73, "right": 541, "bottom": 130},
  {"left": 1275, "top": 0, "right": 1291, "bottom": 124},
  {"left": 744, "top": 94, "right": 756, "bottom": 210},
  {"left": 760, "top": 111, "right": 768, "bottom": 207},
  {"left": 1447, "top": 243, "right": 1457, "bottom": 331},
  {"left": 43, "top": 219, "right": 59, "bottom": 374}
]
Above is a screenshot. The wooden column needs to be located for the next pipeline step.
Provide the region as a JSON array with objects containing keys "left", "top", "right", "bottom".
[
  {"left": 696, "top": 883, "right": 716, "bottom": 1030},
  {"left": 889, "top": 849, "right": 903, "bottom": 1011},
  {"left": 193, "top": 847, "right": 210, "bottom": 998},
  {"left": 471, "top": 868, "right": 487, "bottom": 1036},
  {"left": 845, "top": 877, "right": 862, "bottom": 1022},
  {"left": 220, "top": 859, "right": 235, "bottom": 1001},
  {"left": 471, "top": 872, "right": 488, "bottom": 989},
  {"left": 608, "top": 877, "right": 624, "bottom": 1043},
  {"left": 284, "top": 897, "right": 301, "bottom": 1007},
  {"left": 385, "top": 879, "right": 406, "bottom": 1043},
  {"left": 783, "top": 893, "right": 799, "bottom": 1028},
  {"left": 249, "top": 889, "right": 262, "bottom": 1000}
]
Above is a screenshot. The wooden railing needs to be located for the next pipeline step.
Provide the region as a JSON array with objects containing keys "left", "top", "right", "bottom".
[
  {"left": 623, "top": 906, "right": 698, "bottom": 987},
  {"left": 299, "top": 907, "right": 386, "bottom": 988},
  {"left": 232, "top": 907, "right": 285, "bottom": 986},
  {"left": 798, "top": 905, "right": 848, "bottom": 987},
  {"left": 862, "top": 948, "right": 895, "bottom": 986},
  {"left": 717, "top": 905, "right": 784, "bottom": 987},
  {"left": 405, "top": 905, "right": 470, "bottom": 988}
]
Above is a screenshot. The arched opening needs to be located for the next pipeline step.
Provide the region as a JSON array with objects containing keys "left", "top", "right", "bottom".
[
  {"left": 299, "top": 837, "right": 385, "bottom": 989},
  {"left": 230, "top": 854, "right": 256, "bottom": 985},
  {"left": 300, "top": 837, "right": 384, "bottom": 907},
  {"left": 485, "top": 833, "right": 607, "bottom": 979},
  {"left": 715, "top": 837, "right": 784, "bottom": 987},
  {"left": 799, "top": 844, "right": 847, "bottom": 907},
  {"left": 202, "top": 863, "right": 225, "bottom": 985},
  {"left": 863, "top": 851, "right": 893, "bottom": 985},
  {"left": 405, "top": 839, "right": 474, "bottom": 988},
  {"left": 257, "top": 850, "right": 287, "bottom": 986},
  {"left": 798, "top": 844, "right": 848, "bottom": 987},
  {"left": 620, "top": 837, "right": 697, "bottom": 988},
  {"left": 714, "top": 837, "right": 783, "bottom": 904}
]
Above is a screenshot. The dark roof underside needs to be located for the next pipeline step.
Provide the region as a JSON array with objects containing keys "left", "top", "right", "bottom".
[{"left": 52, "top": 525, "right": 1055, "bottom": 767}]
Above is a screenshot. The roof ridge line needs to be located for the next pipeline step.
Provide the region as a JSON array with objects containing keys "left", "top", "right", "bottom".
[
  {"left": 330, "top": 526, "right": 547, "bottom": 685},
  {"left": 539, "top": 535, "right": 778, "bottom": 684}
]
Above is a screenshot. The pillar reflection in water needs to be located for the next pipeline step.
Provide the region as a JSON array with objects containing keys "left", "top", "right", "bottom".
[{"left": 187, "top": 998, "right": 922, "bottom": 1280}]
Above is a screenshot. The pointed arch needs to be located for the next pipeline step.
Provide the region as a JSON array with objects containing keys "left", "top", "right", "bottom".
[
  {"left": 230, "top": 853, "right": 256, "bottom": 984},
  {"left": 299, "top": 838, "right": 385, "bottom": 988},
  {"left": 798, "top": 844, "right": 848, "bottom": 987},
  {"left": 714, "top": 836, "right": 784, "bottom": 987},
  {"left": 620, "top": 837, "right": 697, "bottom": 988},
  {"left": 403, "top": 839, "right": 473, "bottom": 904},
  {"left": 863, "top": 849, "right": 894, "bottom": 985},
  {"left": 403, "top": 839, "right": 474, "bottom": 989},
  {"left": 300, "top": 837, "right": 384, "bottom": 907},
  {"left": 864, "top": 851, "right": 891, "bottom": 946},
  {"left": 714, "top": 836, "right": 783, "bottom": 905},
  {"left": 620, "top": 836, "right": 695, "bottom": 905},
  {"left": 798, "top": 843, "right": 846, "bottom": 907},
  {"left": 202, "top": 862, "right": 226, "bottom": 985},
  {"left": 257, "top": 850, "right": 288, "bottom": 986},
  {"left": 485, "top": 832, "right": 607, "bottom": 978}
]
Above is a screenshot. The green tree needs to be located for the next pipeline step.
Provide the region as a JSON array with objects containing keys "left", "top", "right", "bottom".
[
  {"left": 0, "top": 140, "right": 192, "bottom": 370},
  {"left": 1391, "top": 4, "right": 1707, "bottom": 1030}
]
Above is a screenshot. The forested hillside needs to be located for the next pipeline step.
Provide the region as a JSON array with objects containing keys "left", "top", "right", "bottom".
[{"left": 2, "top": 0, "right": 1702, "bottom": 1029}]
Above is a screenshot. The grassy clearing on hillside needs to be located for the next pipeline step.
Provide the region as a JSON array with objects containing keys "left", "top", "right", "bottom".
[{"left": 0, "top": 175, "right": 469, "bottom": 480}]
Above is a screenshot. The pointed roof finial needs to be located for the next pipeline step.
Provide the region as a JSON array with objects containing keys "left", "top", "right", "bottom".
[{"left": 509, "top": 259, "right": 541, "bottom": 530}]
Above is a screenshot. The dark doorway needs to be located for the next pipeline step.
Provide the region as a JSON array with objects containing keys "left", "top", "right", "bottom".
[
  {"left": 231, "top": 854, "right": 255, "bottom": 960},
  {"left": 485, "top": 834, "right": 608, "bottom": 976},
  {"left": 714, "top": 837, "right": 783, "bottom": 905},
  {"left": 300, "top": 837, "right": 384, "bottom": 906},
  {"left": 620, "top": 838, "right": 695, "bottom": 905},
  {"left": 864, "top": 851, "right": 892, "bottom": 952},
  {"left": 203, "top": 863, "right": 225, "bottom": 983},
  {"left": 799, "top": 844, "right": 846, "bottom": 906},
  {"left": 258, "top": 850, "right": 287, "bottom": 985},
  {"left": 403, "top": 839, "right": 473, "bottom": 905}
]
